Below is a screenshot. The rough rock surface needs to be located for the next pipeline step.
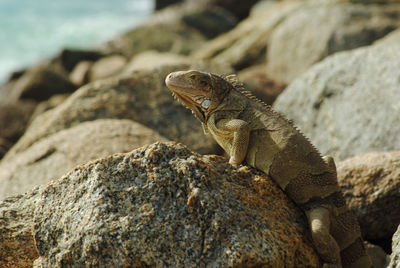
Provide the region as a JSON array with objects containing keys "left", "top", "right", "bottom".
[
  {"left": 0, "top": 189, "right": 39, "bottom": 268},
  {"left": 389, "top": 225, "right": 400, "bottom": 268},
  {"left": 3, "top": 63, "right": 230, "bottom": 160},
  {"left": 193, "top": 1, "right": 301, "bottom": 70},
  {"left": 267, "top": 2, "right": 400, "bottom": 83},
  {"left": 7, "top": 64, "right": 76, "bottom": 102},
  {"left": 29, "top": 142, "right": 319, "bottom": 267},
  {"left": 273, "top": 44, "right": 400, "bottom": 161},
  {"left": 0, "top": 119, "right": 168, "bottom": 199},
  {"left": 337, "top": 151, "right": 400, "bottom": 245}
]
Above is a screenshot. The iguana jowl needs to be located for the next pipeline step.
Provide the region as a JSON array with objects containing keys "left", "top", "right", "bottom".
[{"left": 165, "top": 70, "right": 372, "bottom": 268}]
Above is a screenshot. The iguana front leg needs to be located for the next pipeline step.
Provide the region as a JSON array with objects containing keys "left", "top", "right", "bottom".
[{"left": 216, "top": 119, "right": 251, "bottom": 166}]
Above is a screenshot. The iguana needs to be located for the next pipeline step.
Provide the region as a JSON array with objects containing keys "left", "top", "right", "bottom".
[{"left": 165, "top": 70, "right": 372, "bottom": 268}]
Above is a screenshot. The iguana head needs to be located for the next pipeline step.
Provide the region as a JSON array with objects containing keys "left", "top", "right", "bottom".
[{"left": 165, "top": 70, "right": 231, "bottom": 123}]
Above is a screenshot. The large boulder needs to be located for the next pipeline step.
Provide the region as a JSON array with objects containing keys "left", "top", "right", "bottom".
[
  {"left": 266, "top": 2, "right": 400, "bottom": 83},
  {"left": 337, "top": 151, "right": 400, "bottom": 249},
  {"left": 1, "top": 142, "right": 319, "bottom": 267},
  {"left": 0, "top": 119, "right": 168, "bottom": 199},
  {"left": 273, "top": 44, "right": 400, "bottom": 161}
]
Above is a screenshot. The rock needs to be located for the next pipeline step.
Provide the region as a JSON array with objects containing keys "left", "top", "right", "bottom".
[
  {"left": 365, "top": 242, "right": 390, "bottom": 268},
  {"left": 237, "top": 64, "right": 286, "bottom": 105},
  {"left": 193, "top": 1, "right": 301, "bottom": 70},
  {"left": 273, "top": 44, "right": 400, "bottom": 161},
  {"left": 4, "top": 62, "right": 232, "bottom": 161},
  {"left": 0, "top": 190, "right": 39, "bottom": 268},
  {"left": 181, "top": 6, "right": 237, "bottom": 39},
  {"left": 123, "top": 51, "right": 192, "bottom": 74},
  {"left": 0, "top": 119, "right": 169, "bottom": 199},
  {"left": 102, "top": 3, "right": 237, "bottom": 58},
  {"left": 0, "top": 142, "right": 319, "bottom": 267},
  {"left": 8, "top": 64, "right": 77, "bottom": 102},
  {"left": 0, "top": 138, "right": 13, "bottom": 160},
  {"left": 202, "top": 0, "right": 261, "bottom": 20},
  {"left": 389, "top": 225, "right": 400, "bottom": 268},
  {"left": 337, "top": 151, "right": 400, "bottom": 249},
  {"left": 69, "top": 60, "right": 93, "bottom": 86},
  {"left": 266, "top": 2, "right": 400, "bottom": 83},
  {"left": 56, "top": 48, "right": 104, "bottom": 73},
  {"left": 103, "top": 19, "right": 206, "bottom": 58},
  {"left": 88, "top": 55, "right": 127, "bottom": 81},
  {"left": 29, "top": 94, "right": 69, "bottom": 122},
  {"left": 0, "top": 100, "right": 37, "bottom": 144},
  {"left": 374, "top": 27, "right": 400, "bottom": 46}
]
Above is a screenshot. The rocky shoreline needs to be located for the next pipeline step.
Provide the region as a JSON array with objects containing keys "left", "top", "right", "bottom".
[{"left": 0, "top": 0, "right": 399, "bottom": 267}]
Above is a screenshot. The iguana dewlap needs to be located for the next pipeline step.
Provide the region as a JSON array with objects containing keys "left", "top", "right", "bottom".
[{"left": 165, "top": 70, "right": 372, "bottom": 268}]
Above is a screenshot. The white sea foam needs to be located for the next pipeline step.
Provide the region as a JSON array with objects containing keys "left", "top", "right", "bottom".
[{"left": 0, "top": 0, "right": 153, "bottom": 82}]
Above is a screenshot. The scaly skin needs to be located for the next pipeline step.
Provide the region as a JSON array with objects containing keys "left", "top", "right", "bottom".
[{"left": 165, "top": 70, "right": 372, "bottom": 268}]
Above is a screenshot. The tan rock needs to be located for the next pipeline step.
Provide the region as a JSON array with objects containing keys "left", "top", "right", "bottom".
[
  {"left": 89, "top": 55, "right": 127, "bottom": 81},
  {"left": 69, "top": 60, "right": 93, "bottom": 86},
  {"left": 123, "top": 51, "right": 191, "bottom": 74},
  {"left": 0, "top": 142, "right": 320, "bottom": 267},
  {"left": 337, "top": 151, "right": 400, "bottom": 243}
]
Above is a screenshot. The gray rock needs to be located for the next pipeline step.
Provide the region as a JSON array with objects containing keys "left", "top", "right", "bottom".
[
  {"left": 337, "top": 151, "right": 400, "bottom": 244},
  {"left": 0, "top": 119, "right": 168, "bottom": 199},
  {"left": 266, "top": 2, "right": 400, "bottom": 83},
  {"left": 389, "top": 225, "right": 400, "bottom": 268},
  {"left": 28, "top": 142, "right": 318, "bottom": 267},
  {"left": 273, "top": 44, "right": 400, "bottom": 161}
]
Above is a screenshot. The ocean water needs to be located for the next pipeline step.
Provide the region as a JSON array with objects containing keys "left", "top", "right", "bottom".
[{"left": 0, "top": 0, "right": 153, "bottom": 82}]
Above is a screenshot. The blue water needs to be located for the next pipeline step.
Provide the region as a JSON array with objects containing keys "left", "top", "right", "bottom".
[{"left": 0, "top": 0, "right": 153, "bottom": 82}]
